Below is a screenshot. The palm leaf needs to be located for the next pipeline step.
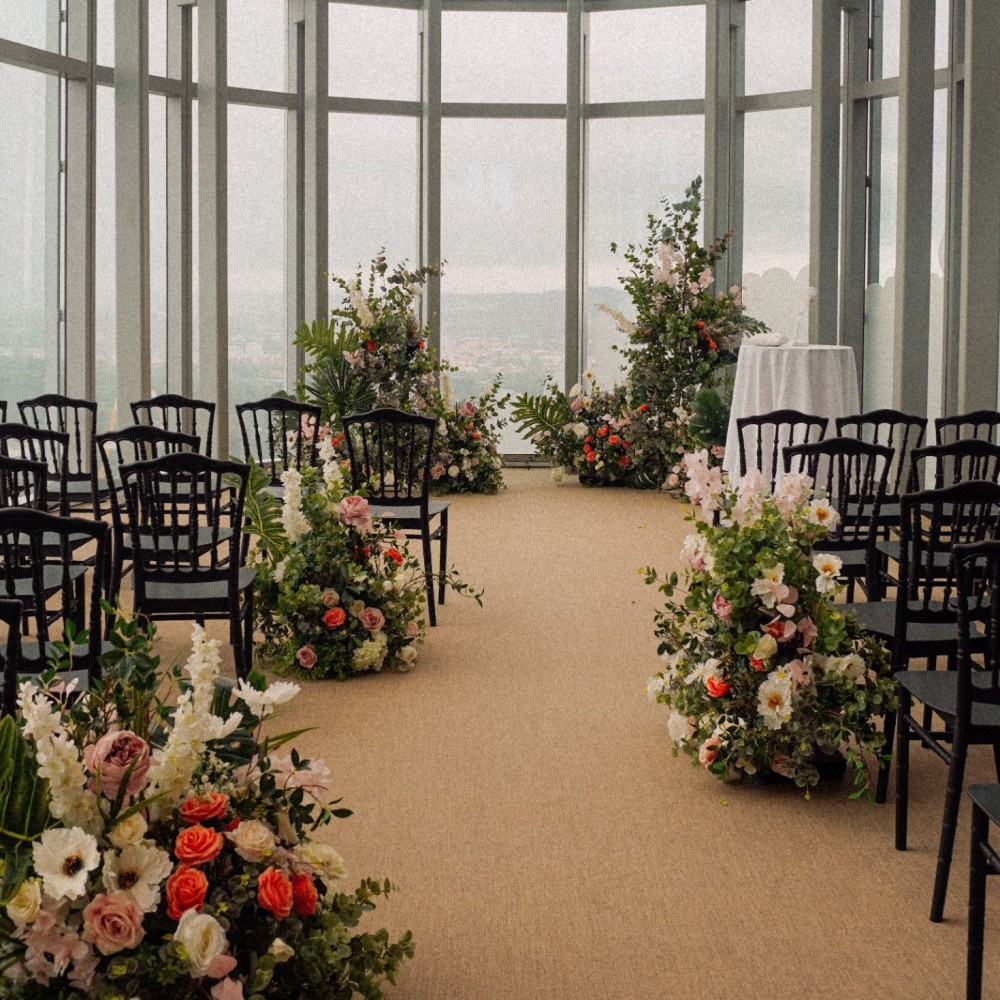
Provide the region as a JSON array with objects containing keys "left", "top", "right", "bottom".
[
  {"left": 510, "top": 391, "right": 574, "bottom": 441},
  {"left": 0, "top": 716, "right": 51, "bottom": 857},
  {"left": 230, "top": 459, "right": 286, "bottom": 566}
]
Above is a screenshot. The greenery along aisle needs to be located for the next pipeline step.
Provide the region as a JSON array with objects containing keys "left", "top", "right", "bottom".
[
  {"left": 645, "top": 451, "right": 893, "bottom": 794},
  {"left": 512, "top": 179, "right": 767, "bottom": 490},
  {"left": 295, "top": 254, "right": 509, "bottom": 495},
  {"left": 0, "top": 615, "right": 413, "bottom": 999}
]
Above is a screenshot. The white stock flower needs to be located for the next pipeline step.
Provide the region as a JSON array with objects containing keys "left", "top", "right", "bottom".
[
  {"left": 5, "top": 879, "right": 41, "bottom": 926},
  {"left": 103, "top": 843, "right": 172, "bottom": 912},
  {"left": 280, "top": 469, "right": 311, "bottom": 544},
  {"left": 174, "top": 909, "right": 228, "bottom": 978},
  {"left": 32, "top": 827, "right": 100, "bottom": 901},
  {"left": 235, "top": 679, "right": 301, "bottom": 720},
  {"left": 757, "top": 675, "right": 794, "bottom": 731},
  {"left": 812, "top": 553, "right": 843, "bottom": 594}
]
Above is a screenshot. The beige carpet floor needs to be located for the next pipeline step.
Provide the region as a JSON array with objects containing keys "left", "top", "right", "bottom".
[{"left": 155, "top": 468, "right": 1000, "bottom": 999}]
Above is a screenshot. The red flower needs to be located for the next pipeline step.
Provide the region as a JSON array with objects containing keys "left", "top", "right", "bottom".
[
  {"left": 584, "top": 435, "right": 593, "bottom": 444},
  {"left": 165, "top": 865, "right": 208, "bottom": 920},
  {"left": 417, "top": 340, "right": 426, "bottom": 350},
  {"left": 707, "top": 337, "right": 717, "bottom": 351},
  {"left": 585, "top": 453, "right": 597, "bottom": 463},
  {"left": 258, "top": 867, "right": 293, "bottom": 920},
  {"left": 291, "top": 873, "right": 319, "bottom": 917},
  {"left": 619, "top": 456, "right": 631, "bottom": 469},
  {"left": 637, "top": 404, "right": 649, "bottom": 413},
  {"left": 597, "top": 426, "right": 609, "bottom": 438},
  {"left": 385, "top": 548, "right": 404, "bottom": 566},
  {"left": 179, "top": 792, "right": 229, "bottom": 826},
  {"left": 471, "top": 431, "right": 481, "bottom": 440},
  {"left": 174, "top": 825, "right": 223, "bottom": 866},
  {"left": 323, "top": 607, "right": 347, "bottom": 630},
  {"left": 694, "top": 320, "right": 706, "bottom": 331},
  {"left": 622, "top": 440, "right": 631, "bottom": 449},
  {"left": 705, "top": 675, "right": 731, "bottom": 698},
  {"left": 608, "top": 434, "right": 621, "bottom": 446},
  {"left": 366, "top": 340, "right": 376, "bottom": 351},
  {"left": 750, "top": 656, "right": 766, "bottom": 672}
]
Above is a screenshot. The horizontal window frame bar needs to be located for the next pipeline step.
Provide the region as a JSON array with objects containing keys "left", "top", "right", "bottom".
[
  {"left": 736, "top": 89, "right": 812, "bottom": 112},
  {"left": 0, "top": 38, "right": 86, "bottom": 79}
]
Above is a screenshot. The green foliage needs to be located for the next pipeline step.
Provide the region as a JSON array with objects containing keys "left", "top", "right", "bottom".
[
  {"left": 239, "top": 458, "right": 287, "bottom": 568},
  {"left": 687, "top": 386, "right": 731, "bottom": 448},
  {"left": 295, "top": 318, "right": 376, "bottom": 424}
]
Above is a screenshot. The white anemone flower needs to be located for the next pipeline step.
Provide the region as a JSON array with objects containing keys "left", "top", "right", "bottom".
[
  {"left": 812, "top": 553, "right": 843, "bottom": 594},
  {"left": 806, "top": 499, "right": 840, "bottom": 531},
  {"left": 757, "top": 675, "right": 794, "bottom": 731},
  {"left": 32, "top": 827, "right": 100, "bottom": 902},
  {"left": 103, "top": 843, "right": 173, "bottom": 913}
]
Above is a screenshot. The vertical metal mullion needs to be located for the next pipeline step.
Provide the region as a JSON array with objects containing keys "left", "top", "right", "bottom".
[
  {"left": 46, "top": 2, "right": 63, "bottom": 394},
  {"left": 867, "top": 0, "right": 883, "bottom": 288},
  {"left": 64, "top": 0, "right": 96, "bottom": 404},
  {"left": 565, "top": 0, "right": 583, "bottom": 390},
  {"left": 303, "top": 1, "right": 328, "bottom": 341},
  {"left": 420, "top": 0, "right": 442, "bottom": 359},
  {"left": 286, "top": 2, "right": 305, "bottom": 386},
  {"left": 167, "top": 0, "right": 194, "bottom": 397},
  {"left": 198, "top": 0, "right": 228, "bottom": 454}
]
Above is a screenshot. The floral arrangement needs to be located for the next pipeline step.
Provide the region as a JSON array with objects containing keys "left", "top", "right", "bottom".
[
  {"left": 295, "top": 254, "right": 509, "bottom": 496},
  {"left": 512, "top": 178, "right": 766, "bottom": 490},
  {"left": 644, "top": 450, "right": 894, "bottom": 793},
  {"left": 247, "top": 441, "right": 482, "bottom": 681},
  {"left": 0, "top": 616, "right": 413, "bottom": 999}
]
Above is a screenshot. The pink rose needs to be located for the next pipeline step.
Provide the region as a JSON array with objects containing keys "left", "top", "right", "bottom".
[
  {"left": 358, "top": 607, "right": 385, "bottom": 633},
  {"left": 296, "top": 646, "right": 317, "bottom": 670},
  {"left": 459, "top": 401, "right": 476, "bottom": 418},
  {"left": 82, "top": 892, "right": 145, "bottom": 956},
  {"left": 84, "top": 731, "right": 150, "bottom": 799},
  {"left": 430, "top": 464, "right": 446, "bottom": 480},
  {"left": 710, "top": 444, "right": 726, "bottom": 460},
  {"left": 406, "top": 621, "right": 420, "bottom": 639},
  {"left": 699, "top": 736, "right": 722, "bottom": 767},
  {"left": 797, "top": 616, "right": 818, "bottom": 648},
  {"left": 321, "top": 589, "right": 340, "bottom": 608},
  {"left": 712, "top": 593, "right": 733, "bottom": 621},
  {"left": 338, "top": 495, "right": 371, "bottom": 528},
  {"left": 569, "top": 396, "right": 585, "bottom": 414}
]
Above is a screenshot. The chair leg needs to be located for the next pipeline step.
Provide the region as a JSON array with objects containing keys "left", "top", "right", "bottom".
[
  {"left": 437, "top": 509, "right": 448, "bottom": 605},
  {"left": 992, "top": 743, "right": 1000, "bottom": 783},
  {"left": 877, "top": 706, "right": 897, "bottom": 805},
  {"left": 932, "top": 747, "right": 968, "bottom": 923},
  {"left": 968, "top": 803, "right": 990, "bottom": 1000},
  {"left": 421, "top": 526, "right": 436, "bottom": 627},
  {"left": 895, "top": 690, "right": 911, "bottom": 847}
]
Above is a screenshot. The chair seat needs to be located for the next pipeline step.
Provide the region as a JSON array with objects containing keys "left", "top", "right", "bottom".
[
  {"left": 877, "top": 539, "right": 953, "bottom": 573},
  {"left": 143, "top": 566, "right": 256, "bottom": 606},
  {"left": 2, "top": 562, "right": 88, "bottom": 599},
  {"left": 369, "top": 500, "right": 450, "bottom": 524},
  {"left": 825, "top": 546, "right": 868, "bottom": 573},
  {"left": 897, "top": 669, "right": 1000, "bottom": 730},
  {"left": 125, "top": 526, "right": 233, "bottom": 553},
  {"left": 968, "top": 783, "right": 1000, "bottom": 825},
  {"left": 843, "top": 599, "right": 977, "bottom": 648}
]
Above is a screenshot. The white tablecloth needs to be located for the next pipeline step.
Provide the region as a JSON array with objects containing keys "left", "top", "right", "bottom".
[{"left": 722, "top": 344, "right": 860, "bottom": 480}]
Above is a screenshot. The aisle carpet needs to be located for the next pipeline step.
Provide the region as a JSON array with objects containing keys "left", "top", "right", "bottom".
[{"left": 160, "top": 468, "right": 1000, "bottom": 999}]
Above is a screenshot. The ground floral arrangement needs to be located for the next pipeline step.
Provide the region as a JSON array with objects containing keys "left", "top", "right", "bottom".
[
  {"left": 0, "top": 616, "right": 413, "bottom": 999},
  {"left": 644, "top": 451, "right": 894, "bottom": 793},
  {"left": 243, "top": 443, "right": 481, "bottom": 682},
  {"left": 513, "top": 179, "right": 766, "bottom": 491},
  {"left": 295, "top": 255, "right": 508, "bottom": 495}
]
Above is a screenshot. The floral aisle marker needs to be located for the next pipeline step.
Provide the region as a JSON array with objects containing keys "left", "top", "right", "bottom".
[
  {"left": 0, "top": 615, "right": 414, "bottom": 999},
  {"left": 512, "top": 178, "right": 767, "bottom": 490},
  {"left": 295, "top": 253, "right": 509, "bottom": 495},
  {"left": 644, "top": 451, "right": 894, "bottom": 795},
  {"left": 246, "top": 442, "right": 483, "bottom": 681}
]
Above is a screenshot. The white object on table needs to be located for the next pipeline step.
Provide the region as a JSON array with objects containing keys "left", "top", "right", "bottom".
[{"left": 721, "top": 344, "right": 861, "bottom": 482}]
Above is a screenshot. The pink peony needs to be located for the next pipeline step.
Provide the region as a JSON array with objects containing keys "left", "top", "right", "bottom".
[
  {"left": 338, "top": 494, "right": 371, "bottom": 526},
  {"left": 81, "top": 892, "right": 145, "bottom": 956},
  {"left": 710, "top": 444, "right": 726, "bottom": 460},
  {"left": 84, "top": 731, "right": 150, "bottom": 799},
  {"left": 699, "top": 736, "right": 722, "bottom": 767},
  {"left": 712, "top": 593, "right": 733, "bottom": 621},
  {"left": 295, "top": 646, "right": 317, "bottom": 670},
  {"left": 459, "top": 401, "right": 476, "bottom": 418},
  {"left": 358, "top": 607, "right": 385, "bottom": 633}
]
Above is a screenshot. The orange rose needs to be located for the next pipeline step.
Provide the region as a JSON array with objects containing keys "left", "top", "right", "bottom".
[
  {"left": 608, "top": 435, "right": 620, "bottom": 446},
  {"left": 597, "top": 426, "right": 609, "bottom": 438},
  {"left": 585, "top": 453, "right": 597, "bottom": 463},
  {"left": 179, "top": 792, "right": 229, "bottom": 826},
  {"left": 258, "top": 866, "right": 293, "bottom": 920},
  {"left": 705, "top": 675, "right": 731, "bottom": 698},
  {"left": 175, "top": 824, "right": 224, "bottom": 866},
  {"left": 384, "top": 548, "right": 404, "bottom": 566},
  {"left": 291, "top": 873, "right": 319, "bottom": 917},
  {"left": 165, "top": 865, "right": 208, "bottom": 920},
  {"left": 323, "top": 607, "right": 347, "bottom": 630}
]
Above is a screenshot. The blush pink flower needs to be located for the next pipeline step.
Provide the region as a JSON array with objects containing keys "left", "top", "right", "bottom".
[
  {"left": 211, "top": 977, "right": 245, "bottom": 1000},
  {"left": 358, "top": 607, "right": 385, "bottom": 633},
  {"left": 569, "top": 396, "right": 585, "bottom": 413},
  {"left": 430, "top": 463, "right": 446, "bottom": 480},
  {"left": 712, "top": 593, "right": 733, "bottom": 621},
  {"left": 699, "top": 736, "right": 722, "bottom": 767},
  {"left": 295, "top": 646, "right": 317, "bottom": 670},
  {"left": 789, "top": 658, "right": 812, "bottom": 688},
  {"left": 82, "top": 891, "right": 145, "bottom": 956},
  {"left": 762, "top": 617, "right": 797, "bottom": 642},
  {"left": 83, "top": 731, "right": 151, "bottom": 799},
  {"left": 338, "top": 495, "right": 371, "bottom": 528},
  {"left": 406, "top": 621, "right": 420, "bottom": 639},
  {"left": 459, "top": 401, "right": 476, "bottom": 418},
  {"left": 797, "top": 616, "right": 818, "bottom": 648}
]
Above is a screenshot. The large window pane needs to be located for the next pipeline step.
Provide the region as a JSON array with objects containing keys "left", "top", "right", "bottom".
[
  {"left": 588, "top": 7, "right": 706, "bottom": 103},
  {"left": 97, "top": 0, "right": 114, "bottom": 67},
  {"left": 228, "top": 0, "right": 287, "bottom": 92},
  {"left": 441, "top": 120, "right": 565, "bottom": 452},
  {"left": 149, "top": 0, "right": 168, "bottom": 79},
  {"left": 863, "top": 97, "right": 898, "bottom": 411},
  {"left": 442, "top": 12, "right": 565, "bottom": 103},
  {"left": 741, "top": 107, "right": 812, "bottom": 341},
  {"left": 228, "top": 106, "right": 287, "bottom": 453},
  {"left": 875, "top": 0, "right": 901, "bottom": 81},
  {"left": 0, "top": 2, "right": 58, "bottom": 51},
  {"left": 0, "top": 66, "right": 56, "bottom": 403},
  {"left": 330, "top": 5, "right": 419, "bottom": 102},
  {"left": 96, "top": 86, "right": 117, "bottom": 428},
  {"left": 585, "top": 116, "right": 705, "bottom": 387},
  {"left": 744, "top": 0, "right": 812, "bottom": 95},
  {"left": 328, "top": 114, "right": 418, "bottom": 279}
]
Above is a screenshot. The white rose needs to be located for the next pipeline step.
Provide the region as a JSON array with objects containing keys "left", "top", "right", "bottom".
[
  {"left": 225, "top": 819, "right": 277, "bottom": 863},
  {"left": 448, "top": 464, "right": 460, "bottom": 478},
  {"left": 6, "top": 879, "right": 41, "bottom": 926},
  {"left": 296, "top": 840, "right": 347, "bottom": 889},
  {"left": 572, "top": 423, "right": 588, "bottom": 438},
  {"left": 269, "top": 937, "right": 295, "bottom": 963},
  {"left": 108, "top": 812, "right": 148, "bottom": 849},
  {"left": 174, "top": 909, "right": 227, "bottom": 978}
]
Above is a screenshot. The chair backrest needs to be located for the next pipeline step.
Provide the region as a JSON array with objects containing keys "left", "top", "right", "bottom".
[
  {"left": 895, "top": 481, "right": 1000, "bottom": 648},
  {"left": 736, "top": 408, "right": 828, "bottom": 488},
  {"left": 0, "top": 402, "right": 7, "bottom": 422},
  {"left": 131, "top": 393, "right": 216, "bottom": 458},
  {"left": 341, "top": 408, "right": 436, "bottom": 507},
  {"left": 907, "top": 439, "right": 1000, "bottom": 492},
  {"left": 953, "top": 540, "right": 1000, "bottom": 733},
  {"left": 0, "top": 598, "right": 22, "bottom": 718},
  {"left": 0, "top": 423, "right": 70, "bottom": 514},
  {"left": 18, "top": 394, "right": 99, "bottom": 512},
  {"left": 236, "top": 397, "right": 321, "bottom": 487},
  {"left": 0, "top": 508, "right": 110, "bottom": 682},
  {"left": 835, "top": 408, "right": 927, "bottom": 500},
  {"left": 119, "top": 452, "right": 250, "bottom": 593},
  {"left": 0, "top": 454, "right": 49, "bottom": 510},
  {"left": 934, "top": 410, "right": 1000, "bottom": 447},
  {"left": 783, "top": 436, "right": 893, "bottom": 550}
]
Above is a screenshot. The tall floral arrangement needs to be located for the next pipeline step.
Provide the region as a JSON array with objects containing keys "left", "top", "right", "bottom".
[
  {"left": 644, "top": 451, "right": 894, "bottom": 793},
  {"left": 0, "top": 617, "right": 413, "bottom": 998},
  {"left": 296, "top": 254, "right": 508, "bottom": 495},
  {"left": 512, "top": 178, "right": 766, "bottom": 489}
]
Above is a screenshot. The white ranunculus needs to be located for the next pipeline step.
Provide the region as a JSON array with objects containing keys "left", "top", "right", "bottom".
[
  {"left": 108, "top": 812, "right": 148, "bottom": 850},
  {"left": 32, "top": 827, "right": 100, "bottom": 901},
  {"left": 6, "top": 879, "right": 41, "bottom": 926},
  {"left": 269, "top": 938, "right": 295, "bottom": 963},
  {"left": 175, "top": 909, "right": 228, "bottom": 978},
  {"left": 225, "top": 819, "right": 277, "bottom": 864}
]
